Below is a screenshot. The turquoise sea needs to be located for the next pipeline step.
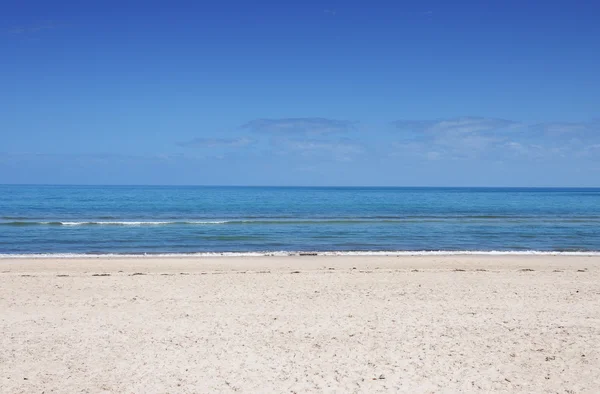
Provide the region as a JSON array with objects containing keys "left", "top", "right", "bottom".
[{"left": 0, "top": 185, "right": 599, "bottom": 256}]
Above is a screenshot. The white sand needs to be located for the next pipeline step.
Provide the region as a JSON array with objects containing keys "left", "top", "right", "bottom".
[{"left": 1, "top": 255, "right": 599, "bottom": 393}]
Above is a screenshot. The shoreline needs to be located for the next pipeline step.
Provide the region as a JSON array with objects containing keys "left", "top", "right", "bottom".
[{"left": 2, "top": 250, "right": 600, "bottom": 259}]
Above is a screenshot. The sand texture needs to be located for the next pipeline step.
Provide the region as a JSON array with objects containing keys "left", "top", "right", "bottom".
[{"left": 1, "top": 255, "right": 599, "bottom": 393}]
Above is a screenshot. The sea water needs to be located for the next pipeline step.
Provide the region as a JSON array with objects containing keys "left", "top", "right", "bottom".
[{"left": 1, "top": 185, "right": 599, "bottom": 255}]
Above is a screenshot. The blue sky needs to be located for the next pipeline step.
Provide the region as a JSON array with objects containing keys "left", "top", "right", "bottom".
[{"left": 1, "top": 0, "right": 599, "bottom": 186}]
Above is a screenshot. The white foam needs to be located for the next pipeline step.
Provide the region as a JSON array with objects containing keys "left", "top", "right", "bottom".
[
  {"left": 187, "top": 221, "right": 228, "bottom": 225},
  {"left": 55, "top": 221, "right": 228, "bottom": 226}
]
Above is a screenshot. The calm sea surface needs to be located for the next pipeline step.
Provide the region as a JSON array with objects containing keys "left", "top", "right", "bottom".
[{"left": 1, "top": 185, "right": 599, "bottom": 255}]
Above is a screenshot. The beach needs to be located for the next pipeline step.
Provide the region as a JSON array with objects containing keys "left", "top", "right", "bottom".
[{"left": 1, "top": 254, "right": 599, "bottom": 393}]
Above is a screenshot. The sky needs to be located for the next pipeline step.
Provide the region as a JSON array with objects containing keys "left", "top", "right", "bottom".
[{"left": 1, "top": 0, "right": 599, "bottom": 186}]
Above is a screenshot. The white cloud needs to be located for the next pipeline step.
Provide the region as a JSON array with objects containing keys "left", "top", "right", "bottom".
[
  {"left": 178, "top": 137, "right": 255, "bottom": 148},
  {"left": 279, "top": 138, "right": 363, "bottom": 162},
  {"left": 426, "top": 151, "right": 441, "bottom": 160},
  {"left": 394, "top": 116, "right": 520, "bottom": 135},
  {"left": 530, "top": 120, "right": 600, "bottom": 139},
  {"left": 390, "top": 116, "right": 600, "bottom": 161},
  {"left": 243, "top": 118, "right": 356, "bottom": 136}
]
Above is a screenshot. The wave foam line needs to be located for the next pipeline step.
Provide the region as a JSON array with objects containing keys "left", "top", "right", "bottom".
[
  {"left": 0, "top": 220, "right": 229, "bottom": 226},
  {"left": 3, "top": 217, "right": 600, "bottom": 226},
  {"left": 59, "top": 221, "right": 228, "bottom": 226}
]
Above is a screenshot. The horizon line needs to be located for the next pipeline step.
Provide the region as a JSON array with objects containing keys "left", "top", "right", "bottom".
[{"left": 1, "top": 184, "right": 599, "bottom": 189}]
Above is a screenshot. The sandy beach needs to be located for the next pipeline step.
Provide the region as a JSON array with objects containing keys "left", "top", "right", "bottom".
[{"left": 1, "top": 254, "right": 599, "bottom": 393}]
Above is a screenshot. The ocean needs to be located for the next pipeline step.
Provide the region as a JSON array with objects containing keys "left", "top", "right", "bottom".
[{"left": 0, "top": 185, "right": 599, "bottom": 256}]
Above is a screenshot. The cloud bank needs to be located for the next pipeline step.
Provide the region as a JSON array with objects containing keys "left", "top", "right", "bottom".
[{"left": 391, "top": 117, "right": 599, "bottom": 161}]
